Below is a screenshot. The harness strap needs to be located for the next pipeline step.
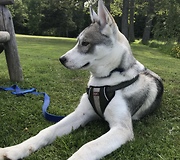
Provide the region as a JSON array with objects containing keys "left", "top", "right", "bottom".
[
  {"left": 87, "top": 75, "right": 139, "bottom": 118},
  {"left": 87, "top": 86, "right": 115, "bottom": 118},
  {"left": 0, "top": 85, "right": 65, "bottom": 123},
  {"left": 106, "top": 74, "right": 139, "bottom": 92}
]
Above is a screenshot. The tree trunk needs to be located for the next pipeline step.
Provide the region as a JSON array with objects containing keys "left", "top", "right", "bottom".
[
  {"left": 129, "top": 0, "right": 135, "bottom": 42},
  {"left": 121, "top": 0, "right": 129, "bottom": 39},
  {"left": 142, "top": 0, "right": 155, "bottom": 45},
  {"left": 105, "top": 0, "right": 111, "bottom": 11}
]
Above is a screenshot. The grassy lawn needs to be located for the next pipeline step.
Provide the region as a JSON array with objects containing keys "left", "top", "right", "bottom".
[{"left": 0, "top": 35, "right": 179, "bottom": 160}]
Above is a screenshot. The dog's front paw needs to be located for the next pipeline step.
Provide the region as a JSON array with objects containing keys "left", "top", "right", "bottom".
[
  {"left": 0, "top": 148, "right": 11, "bottom": 160},
  {"left": 0, "top": 146, "right": 32, "bottom": 160},
  {"left": 0, "top": 147, "right": 19, "bottom": 160}
]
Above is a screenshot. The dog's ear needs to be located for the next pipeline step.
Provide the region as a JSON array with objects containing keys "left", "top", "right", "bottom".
[
  {"left": 98, "top": 0, "right": 114, "bottom": 28},
  {"left": 90, "top": 6, "right": 99, "bottom": 23}
]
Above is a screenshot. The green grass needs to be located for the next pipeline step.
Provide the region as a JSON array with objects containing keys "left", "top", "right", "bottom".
[
  {"left": 148, "top": 40, "right": 180, "bottom": 59},
  {"left": 0, "top": 35, "right": 179, "bottom": 160}
]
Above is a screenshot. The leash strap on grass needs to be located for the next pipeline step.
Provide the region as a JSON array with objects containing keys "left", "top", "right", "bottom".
[{"left": 0, "top": 85, "right": 65, "bottom": 123}]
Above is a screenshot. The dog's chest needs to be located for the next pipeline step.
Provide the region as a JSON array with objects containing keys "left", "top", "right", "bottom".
[{"left": 86, "top": 75, "right": 139, "bottom": 118}]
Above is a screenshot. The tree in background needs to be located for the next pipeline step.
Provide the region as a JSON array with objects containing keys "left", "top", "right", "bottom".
[
  {"left": 9, "top": 0, "right": 28, "bottom": 34},
  {"left": 40, "top": 0, "right": 76, "bottom": 36},
  {"left": 121, "top": 0, "right": 129, "bottom": 39},
  {"left": 142, "top": 0, "right": 155, "bottom": 44},
  {"left": 111, "top": 0, "right": 135, "bottom": 42},
  {"left": 153, "top": 0, "right": 180, "bottom": 42},
  {"left": 25, "top": 0, "right": 42, "bottom": 35},
  {"left": 129, "top": 0, "right": 135, "bottom": 42}
]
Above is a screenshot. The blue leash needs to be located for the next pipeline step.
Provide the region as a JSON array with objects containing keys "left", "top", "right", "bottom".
[{"left": 0, "top": 85, "right": 65, "bottom": 123}]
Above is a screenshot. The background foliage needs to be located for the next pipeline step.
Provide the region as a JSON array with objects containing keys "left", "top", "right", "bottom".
[{"left": 9, "top": 0, "right": 180, "bottom": 42}]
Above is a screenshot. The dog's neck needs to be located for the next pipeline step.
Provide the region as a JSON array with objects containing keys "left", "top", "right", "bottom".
[
  {"left": 99, "top": 67, "right": 125, "bottom": 78},
  {"left": 90, "top": 54, "right": 136, "bottom": 79}
]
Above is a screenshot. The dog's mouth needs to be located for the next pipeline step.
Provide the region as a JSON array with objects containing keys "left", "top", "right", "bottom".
[{"left": 81, "top": 62, "right": 90, "bottom": 68}]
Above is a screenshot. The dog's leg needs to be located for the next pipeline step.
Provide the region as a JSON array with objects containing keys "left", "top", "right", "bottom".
[
  {"left": 68, "top": 95, "right": 134, "bottom": 160},
  {"left": 0, "top": 94, "right": 97, "bottom": 160}
]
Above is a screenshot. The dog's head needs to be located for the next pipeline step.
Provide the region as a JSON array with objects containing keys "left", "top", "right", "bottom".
[{"left": 60, "top": 0, "right": 132, "bottom": 78}]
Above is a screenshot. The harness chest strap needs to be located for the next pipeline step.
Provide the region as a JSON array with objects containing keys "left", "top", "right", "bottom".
[{"left": 86, "top": 75, "right": 139, "bottom": 119}]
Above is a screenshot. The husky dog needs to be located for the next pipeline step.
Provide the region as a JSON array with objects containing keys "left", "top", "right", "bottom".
[{"left": 0, "top": 0, "right": 163, "bottom": 160}]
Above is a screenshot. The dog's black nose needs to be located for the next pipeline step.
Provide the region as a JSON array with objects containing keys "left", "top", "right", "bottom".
[{"left": 59, "top": 56, "right": 67, "bottom": 64}]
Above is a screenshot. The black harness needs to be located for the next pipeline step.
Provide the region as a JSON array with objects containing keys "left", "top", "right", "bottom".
[{"left": 86, "top": 75, "right": 139, "bottom": 119}]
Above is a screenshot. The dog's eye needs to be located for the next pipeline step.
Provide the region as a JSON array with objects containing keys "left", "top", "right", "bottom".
[{"left": 81, "top": 42, "right": 90, "bottom": 46}]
